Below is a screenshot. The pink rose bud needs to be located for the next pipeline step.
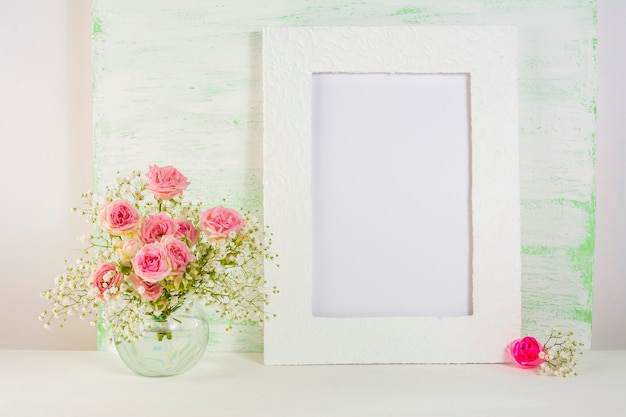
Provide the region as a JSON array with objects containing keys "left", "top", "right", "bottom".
[
  {"left": 199, "top": 206, "right": 245, "bottom": 241},
  {"left": 99, "top": 200, "right": 140, "bottom": 235},
  {"left": 140, "top": 212, "right": 177, "bottom": 244},
  {"left": 145, "top": 165, "right": 190, "bottom": 200},
  {"left": 91, "top": 262, "right": 123, "bottom": 300},
  {"left": 161, "top": 235, "right": 194, "bottom": 272},
  {"left": 116, "top": 238, "right": 143, "bottom": 260},
  {"left": 509, "top": 336, "right": 546, "bottom": 368},
  {"left": 128, "top": 273, "right": 163, "bottom": 301},
  {"left": 131, "top": 243, "right": 171, "bottom": 283}
]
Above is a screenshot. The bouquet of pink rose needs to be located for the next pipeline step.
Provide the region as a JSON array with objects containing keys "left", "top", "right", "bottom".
[{"left": 40, "top": 165, "right": 276, "bottom": 343}]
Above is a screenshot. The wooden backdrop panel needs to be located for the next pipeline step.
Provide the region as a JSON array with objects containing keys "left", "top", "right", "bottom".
[{"left": 92, "top": 0, "right": 596, "bottom": 351}]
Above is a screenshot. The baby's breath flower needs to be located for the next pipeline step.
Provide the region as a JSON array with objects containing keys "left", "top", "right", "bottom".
[
  {"left": 40, "top": 166, "right": 277, "bottom": 344},
  {"left": 539, "top": 326, "right": 583, "bottom": 378}
]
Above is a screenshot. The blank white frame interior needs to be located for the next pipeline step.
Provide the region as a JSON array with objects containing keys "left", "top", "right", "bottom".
[
  {"left": 311, "top": 73, "right": 472, "bottom": 319},
  {"left": 263, "top": 26, "right": 520, "bottom": 365}
]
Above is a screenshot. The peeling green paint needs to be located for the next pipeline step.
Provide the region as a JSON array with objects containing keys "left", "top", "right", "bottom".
[
  {"left": 92, "top": 15, "right": 103, "bottom": 35},
  {"left": 571, "top": 308, "right": 593, "bottom": 325},
  {"left": 522, "top": 245, "right": 557, "bottom": 255},
  {"left": 521, "top": 198, "right": 594, "bottom": 211},
  {"left": 566, "top": 191, "right": 596, "bottom": 294},
  {"left": 392, "top": 6, "right": 427, "bottom": 15}
]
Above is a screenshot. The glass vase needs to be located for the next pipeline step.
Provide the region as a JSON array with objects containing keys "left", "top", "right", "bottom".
[{"left": 115, "top": 306, "right": 210, "bottom": 377}]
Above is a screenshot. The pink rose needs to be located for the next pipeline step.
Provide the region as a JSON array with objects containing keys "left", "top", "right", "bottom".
[
  {"left": 115, "top": 238, "right": 143, "bottom": 260},
  {"left": 175, "top": 218, "right": 200, "bottom": 245},
  {"left": 509, "top": 336, "right": 546, "bottom": 368},
  {"left": 145, "top": 165, "right": 190, "bottom": 200},
  {"left": 99, "top": 200, "right": 140, "bottom": 235},
  {"left": 91, "top": 262, "right": 123, "bottom": 299},
  {"left": 128, "top": 273, "right": 163, "bottom": 301},
  {"left": 131, "top": 243, "right": 171, "bottom": 283},
  {"left": 199, "top": 206, "right": 245, "bottom": 241},
  {"left": 161, "top": 235, "right": 194, "bottom": 272},
  {"left": 140, "top": 213, "right": 177, "bottom": 244}
]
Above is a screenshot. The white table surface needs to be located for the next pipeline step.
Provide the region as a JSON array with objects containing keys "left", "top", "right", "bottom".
[{"left": 1, "top": 350, "right": 624, "bottom": 417}]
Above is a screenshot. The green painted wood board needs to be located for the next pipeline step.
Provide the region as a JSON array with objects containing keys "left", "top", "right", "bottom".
[{"left": 92, "top": 0, "right": 596, "bottom": 352}]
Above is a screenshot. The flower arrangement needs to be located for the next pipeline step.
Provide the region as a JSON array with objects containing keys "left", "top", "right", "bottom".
[
  {"left": 40, "top": 165, "right": 276, "bottom": 343},
  {"left": 508, "top": 326, "right": 583, "bottom": 377}
]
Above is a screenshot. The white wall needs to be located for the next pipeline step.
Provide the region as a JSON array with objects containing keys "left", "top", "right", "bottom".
[
  {"left": 0, "top": 0, "right": 94, "bottom": 349},
  {"left": 592, "top": 0, "right": 626, "bottom": 349},
  {"left": 0, "top": 0, "right": 623, "bottom": 350}
]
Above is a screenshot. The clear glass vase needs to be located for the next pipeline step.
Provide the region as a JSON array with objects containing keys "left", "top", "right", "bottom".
[{"left": 115, "top": 306, "right": 209, "bottom": 377}]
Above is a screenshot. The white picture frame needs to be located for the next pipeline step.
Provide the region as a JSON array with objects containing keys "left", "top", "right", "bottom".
[{"left": 263, "top": 26, "right": 520, "bottom": 365}]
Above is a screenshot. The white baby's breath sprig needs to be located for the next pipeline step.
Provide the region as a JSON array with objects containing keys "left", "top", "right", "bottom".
[
  {"left": 40, "top": 166, "right": 277, "bottom": 344},
  {"left": 539, "top": 326, "right": 583, "bottom": 378}
]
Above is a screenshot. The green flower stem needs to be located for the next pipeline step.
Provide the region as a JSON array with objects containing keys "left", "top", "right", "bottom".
[{"left": 156, "top": 331, "right": 173, "bottom": 341}]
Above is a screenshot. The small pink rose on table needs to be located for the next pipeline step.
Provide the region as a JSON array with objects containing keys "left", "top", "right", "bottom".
[
  {"left": 99, "top": 200, "right": 140, "bottom": 235},
  {"left": 131, "top": 243, "right": 171, "bottom": 283},
  {"left": 509, "top": 336, "right": 546, "bottom": 368},
  {"left": 145, "top": 165, "right": 190, "bottom": 200},
  {"left": 200, "top": 206, "right": 245, "bottom": 241},
  {"left": 141, "top": 213, "right": 177, "bottom": 244},
  {"left": 91, "top": 262, "right": 123, "bottom": 299}
]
